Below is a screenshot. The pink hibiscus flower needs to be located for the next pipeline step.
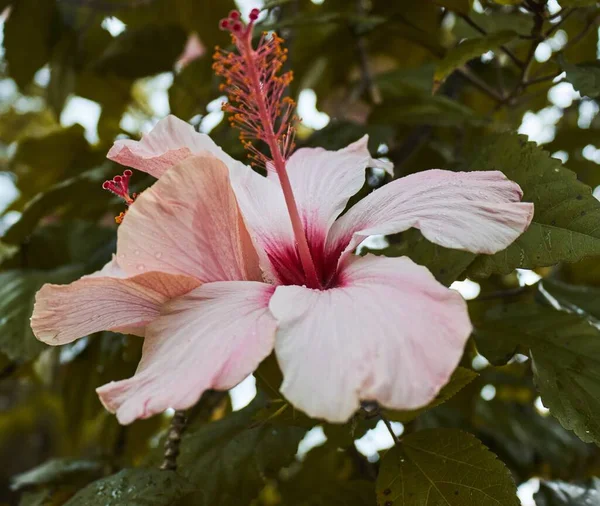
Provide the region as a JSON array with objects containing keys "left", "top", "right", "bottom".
[
  {"left": 30, "top": 9, "right": 533, "bottom": 425},
  {"left": 31, "top": 115, "right": 533, "bottom": 424}
]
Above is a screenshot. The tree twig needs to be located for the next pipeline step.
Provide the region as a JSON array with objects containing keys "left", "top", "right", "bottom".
[
  {"left": 457, "top": 13, "right": 524, "bottom": 69},
  {"left": 457, "top": 67, "right": 505, "bottom": 102},
  {"left": 353, "top": 0, "right": 382, "bottom": 105},
  {"left": 160, "top": 410, "right": 188, "bottom": 471},
  {"left": 544, "top": 7, "right": 576, "bottom": 38},
  {"left": 380, "top": 411, "right": 402, "bottom": 446}
]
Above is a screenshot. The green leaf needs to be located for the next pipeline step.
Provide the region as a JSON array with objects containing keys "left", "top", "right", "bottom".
[
  {"left": 4, "top": 0, "right": 58, "bottom": 89},
  {"left": 370, "top": 94, "right": 480, "bottom": 126},
  {"left": 0, "top": 267, "right": 79, "bottom": 362},
  {"left": 434, "top": 31, "right": 517, "bottom": 89},
  {"left": 3, "top": 167, "right": 113, "bottom": 246},
  {"left": 63, "top": 469, "right": 194, "bottom": 506},
  {"left": 535, "top": 478, "right": 600, "bottom": 505},
  {"left": 540, "top": 278, "right": 600, "bottom": 321},
  {"left": 94, "top": 25, "right": 187, "bottom": 79},
  {"left": 385, "top": 367, "right": 478, "bottom": 422},
  {"left": 169, "top": 57, "right": 215, "bottom": 120},
  {"left": 376, "top": 429, "right": 519, "bottom": 505},
  {"left": 474, "top": 303, "right": 600, "bottom": 445},
  {"left": 176, "top": 393, "right": 307, "bottom": 505},
  {"left": 559, "top": 0, "right": 599, "bottom": 5},
  {"left": 47, "top": 31, "right": 77, "bottom": 117},
  {"left": 9, "top": 124, "right": 94, "bottom": 208},
  {"left": 561, "top": 59, "right": 600, "bottom": 99},
  {"left": 465, "top": 133, "right": 600, "bottom": 279},
  {"left": 433, "top": 0, "right": 470, "bottom": 14},
  {"left": 397, "top": 228, "right": 476, "bottom": 286},
  {"left": 11, "top": 458, "right": 104, "bottom": 491}
]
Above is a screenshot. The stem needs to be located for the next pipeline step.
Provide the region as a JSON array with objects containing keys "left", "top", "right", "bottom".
[
  {"left": 241, "top": 36, "right": 321, "bottom": 289},
  {"left": 380, "top": 412, "right": 402, "bottom": 446},
  {"left": 354, "top": 0, "right": 382, "bottom": 105},
  {"left": 457, "top": 67, "right": 505, "bottom": 102},
  {"left": 160, "top": 410, "right": 188, "bottom": 471}
]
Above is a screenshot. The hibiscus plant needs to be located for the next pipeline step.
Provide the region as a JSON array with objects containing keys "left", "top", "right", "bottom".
[{"left": 3, "top": 2, "right": 600, "bottom": 506}]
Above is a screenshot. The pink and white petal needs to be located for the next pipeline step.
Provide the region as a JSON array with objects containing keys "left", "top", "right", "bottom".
[
  {"left": 328, "top": 170, "right": 534, "bottom": 261},
  {"left": 229, "top": 137, "right": 392, "bottom": 284},
  {"left": 107, "top": 115, "right": 246, "bottom": 179},
  {"left": 229, "top": 164, "right": 297, "bottom": 284},
  {"left": 85, "top": 255, "right": 127, "bottom": 279},
  {"left": 117, "top": 155, "right": 261, "bottom": 283},
  {"left": 284, "top": 136, "right": 393, "bottom": 239},
  {"left": 270, "top": 255, "right": 471, "bottom": 423},
  {"left": 31, "top": 271, "right": 200, "bottom": 345},
  {"left": 97, "top": 281, "right": 276, "bottom": 425}
]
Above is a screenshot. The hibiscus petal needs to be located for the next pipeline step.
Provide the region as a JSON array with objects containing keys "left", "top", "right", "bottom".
[
  {"left": 230, "top": 136, "right": 392, "bottom": 284},
  {"left": 97, "top": 281, "right": 276, "bottom": 424},
  {"left": 31, "top": 266, "right": 200, "bottom": 345},
  {"left": 117, "top": 154, "right": 261, "bottom": 283},
  {"left": 270, "top": 255, "right": 471, "bottom": 422},
  {"left": 282, "top": 136, "right": 393, "bottom": 240},
  {"left": 107, "top": 115, "right": 245, "bottom": 178},
  {"left": 328, "top": 170, "right": 534, "bottom": 260},
  {"left": 229, "top": 165, "right": 295, "bottom": 283}
]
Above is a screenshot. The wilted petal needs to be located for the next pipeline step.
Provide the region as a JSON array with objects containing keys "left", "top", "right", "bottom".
[
  {"left": 97, "top": 281, "right": 276, "bottom": 424},
  {"left": 328, "top": 170, "right": 534, "bottom": 261},
  {"left": 107, "top": 115, "right": 245, "bottom": 178},
  {"left": 118, "top": 155, "right": 261, "bottom": 283},
  {"left": 31, "top": 266, "right": 200, "bottom": 345},
  {"left": 270, "top": 255, "right": 471, "bottom": 422}
]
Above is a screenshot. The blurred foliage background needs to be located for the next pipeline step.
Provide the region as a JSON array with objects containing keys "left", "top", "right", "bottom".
[{"left": 2, "top": 0, "right": 600, "bottom": 504}]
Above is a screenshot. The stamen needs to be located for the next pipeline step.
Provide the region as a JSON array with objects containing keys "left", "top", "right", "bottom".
[{"left": 213, "top": 11, "right": 321, "bottom": 289}]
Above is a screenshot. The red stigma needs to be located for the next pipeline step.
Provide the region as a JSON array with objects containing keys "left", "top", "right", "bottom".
[
  {"left": 249, "top": 8, "right": 260, "bottom": 21},
  {"left": 219, "top": 19, "right": 229, "bottom": 30},
  {"left": 103, "top": 169, "right": 135, "bottom": 206},
  {"left": 229, "top": 10, "right": 240, "bottom": 20}
]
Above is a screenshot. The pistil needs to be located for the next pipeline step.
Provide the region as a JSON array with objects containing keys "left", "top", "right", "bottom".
[{"left": 214, "top": 10, "right": 321, "bottom": 289}]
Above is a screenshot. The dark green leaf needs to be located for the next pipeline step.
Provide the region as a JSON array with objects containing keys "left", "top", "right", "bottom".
[
  {"left": 474, "top": 303, "right": 600, "bottom": 445},
  {"left": 561, "top": 59, "right": 600, "bottom": 99},
  {"left": 94, "top": 25, "right": 187, "bottom": 79},
  {"left": 435, "top": 31, "right": 517, "bottom": 89},
  {"left": 169, "top": 57, "right": 215, "bottom": 120},
  {"left": 9, "top": 124, "right": 94, "bottom": 208},
  {"left": 370, "top": 94, "right": 481, "bottom": 126},
  {"left": 386, "top": 367, "right": 478, "bottom": 422},
  {"left": 11, "top": 458, "right": 104, "bottom": 491},
  {"left": 535, "top": 478, "right": 600, "bottom": 505},
  {"left": 540, "top": 278, "right": 600, "bottom": 321},
  {"left": 3, "top": 167, "right": 113, "bottom": 245},
  {"left": 433, "top": 0, "right": 470, "bottom": 14},
  {"left": 0, "top": 267, "right": 80, "bottom": 361},
  {"left": 376, "top": 429, "right": 519, "bottom": 505},
  {"left": 4, "top": 0, "right": 58, "bottom": 89},
  {"left": 63, "top": 469, "right": 194, "bottom": 506},
  {"left": 176, "top": 393, "right": 306, "bottom": 505},
  {"left": 465, "top": 133, "right": 600, "bottom": 278},
  {"left": 47, "top": 31, "right": 77, "bottom": 117}
]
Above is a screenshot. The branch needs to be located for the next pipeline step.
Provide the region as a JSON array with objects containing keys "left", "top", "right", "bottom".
[
  {"left": 544, "top": 7, "right": 576, "bottom": 38},
  {"left": 353, "top": 0, "right": 382, "bottom": 105},
  {"left": 160, "top": 410, "right": 188, "bottom": 471},
  {"left": 457, "top": 67, "right": 505, "bottom": 102},
  {"left": 457, "top": 13, "right": 524, "bottom": 69}
]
